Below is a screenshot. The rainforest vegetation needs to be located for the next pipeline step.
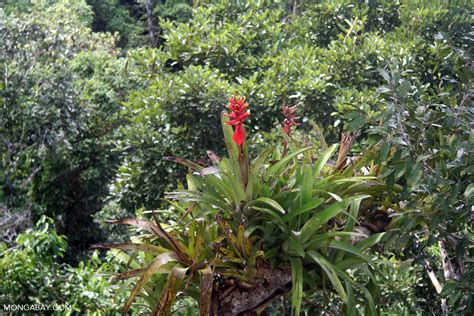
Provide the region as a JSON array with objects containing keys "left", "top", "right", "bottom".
[{"left": 0, "top": 0, "right": 472, "bottom": 315}]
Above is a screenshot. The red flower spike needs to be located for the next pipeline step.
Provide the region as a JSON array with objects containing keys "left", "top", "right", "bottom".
[
  {"left": 226, "top": 96, "right": 250, "bottom": 146},
  {"left": 281, "top": 105, "right": 300, "bottom": 137}
]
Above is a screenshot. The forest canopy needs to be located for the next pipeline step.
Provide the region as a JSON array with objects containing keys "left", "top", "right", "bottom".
[{"left": 0, "top": 0, "right": 472, "bottom": 315}]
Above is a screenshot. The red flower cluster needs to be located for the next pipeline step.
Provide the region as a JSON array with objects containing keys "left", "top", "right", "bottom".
[
  {"left": 282, "top": 105, "right": 300, "bottom": 136},
  {"left": 226, "top": 96, "right": 250, "bottom": 146}
]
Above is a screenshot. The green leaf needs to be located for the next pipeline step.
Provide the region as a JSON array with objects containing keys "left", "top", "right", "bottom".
[
  {"left": 284, "top": 198, "right": 324, "bottom": 222},
  {"left": 122, "top": 252, "right": 180, "bottom": 315},
  {"left": 335, "top": 258, "right": 367, "bottom": 270},
  {"left": 306, "top": 250, "right": 347, "bottom": 304},
  {"left": 329, "top": 240, "right": 372, "bottom": 262},
  {"left": 375, "top": 142, "right": 390, "bottom": 165},
  {"left": 345, "top": 281, "right": 357, "bottom": 316},
  {"left": 266, "top": 147, "right": 311, "bottom": 179},
  {"left": 300, "top": 164, "right": 313, "bottom": 206},
  {"left": 356, "top": 232, "right": 386, "bottom": 251},
  {"left": 250, "top": 206, "right": 287, "bottom": 232},
  {"left": 245, "top": 197, "right": 286, "bottom": 214},
  {"left": 220, "top": 171, "right": 246, "bottom": 204},
  {"left": 335, "top": 268, "right": 376, "bottom": 316},
  {"left": 287, "top": 236, "right": 306, "bottom": 258},
  {"left": 465, "top": 184, "right": 474, "bottom": 199},
  {"left": 407, "top": 163, "right": 423, "bottom": 187},
  {"left": 221, "top": 112, "right": 238, "bottom": 161},
  {"left": 314, "top": 144, "right": 338, "bottom": 177},
  {"left": 250, "top": 146, "right": 273, "bottom": 176},
  {"left": 245, "top": 146, "right": 273, "bottom": 201},
  {"left": 153, "top": 265, "right": 188, "bottom": 315},
  {"left": 289, "top": 257, "right": 303, "bottom": 316},
  {"left": 110, "top": 249, "right": 141, "bottom": 270},
  {"left": 299, "top": 199, "right": 351, "bottom": 243},
  {"left": 335, "top": 195, "right": 369, "bottom": 261},
  {"left": 304, "top": 232, "right": 368, "bottom": 250}
]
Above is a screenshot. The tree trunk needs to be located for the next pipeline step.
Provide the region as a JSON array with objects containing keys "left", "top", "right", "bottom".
[
  {"left": 438, "top": 239, "right": 461, "bottom": 281},
  {"left": 145, "top": 0, "right": 159, "bottom": 47},
  {"left": 211, "top": 261, "right": 292, "bottom": 315},
  {"left": 423, "top": 259, "right": 448, "bottom": 314}
]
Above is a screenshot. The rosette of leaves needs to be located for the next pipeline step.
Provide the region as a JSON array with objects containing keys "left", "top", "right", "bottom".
[{"left": 93, "top": 113, "right": 390, "bottom": 315}]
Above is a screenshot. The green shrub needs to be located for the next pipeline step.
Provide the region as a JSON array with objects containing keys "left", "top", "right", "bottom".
[
  {"left": 0, "top": 1, "right": 135, "bottom": 259},
  {"left": 0, "top": 216, "right": 124, "bottom": 315}
]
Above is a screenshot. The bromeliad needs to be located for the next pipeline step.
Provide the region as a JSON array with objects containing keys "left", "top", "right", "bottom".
[
  {"left": 281, "top": 105, "right": 300, "bottom": 157},
  {"left": 282, "top": 105, "right": 300, "bottom": 137},
  {"left": 225, "top": 96, "right": 250, "bottom": 147},
  {"left": 225, "top": 95, "right": 250, "bottom": 187},
  {"left": 96, "top": 96, "right": 392, "bottom": 316}
]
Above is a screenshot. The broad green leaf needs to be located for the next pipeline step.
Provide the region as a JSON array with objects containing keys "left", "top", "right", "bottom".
[
  {"left": 205, "top": 173, "right": 236, "bottom": 204},
  {"left": 329, "top": 240, "right": 372, "bottom": 262},
  {"left": 245, "top": 147, "right": 272, "bottom": 200},
  {"left": 356, "top": 232, "right": 386, "bottom": 251},
  {"left": 304, "top": 231, "right": 368, "bottom": 250},
  {"left": 250, "top": 146, "right": 273, "bottom": 175},
  {"left": 245, "top": 197, "right": 286, "bottom": 214},
  {"left": 375, "top": 142, "right": 390, "bottom": 164},
  {"left": 299, "top": 200, "right": 350, "bottom": 243},
  {"left": 286, "top": 236, "right": 306, "bottom": 258},
  {"left": 284, "top": 198, "right": 324, "bottom": 222},
  {"left": 220, "top": 171, "right": 246, "bottom": 204},
  {"left": 333, "top": 176, "right": 376, "bottom": 184},
  {"left": 407, "top": 163, "right": 423, "bottom": 187},
  {"left": 327, "top": 191, "right": 343, "bottom": 202},
  {"left": 300, "top": 164, "right": 313, "bottom": 206},
  {"left": 313, "top": 144, "right": 338, "bottom": 177},
  {"left": 335, "top": 195, "right": 369, "bottom": 261},
  {"left": 221, "top": 112, "right": 238, "bottom": 161},
  {"left": 465, "top": 184, "right": 474, "bottom": 199},
  {"left": 266, "top": 147, "right": 311, "bottom": 179},
  {"left": 110, "top": 249, "right": 141, "bottom": 270},
  {"left": 306, "top": 250, "right": 347, "bottom": 304},
  {"left": 335, "top": 267, "right": 377, "bottom": 316},
  {"left": 345, "top": 281, "right": 357, "bottom": 316},
  {"left": 289, "top": 257, "right": 303, "bottom": 316},
  {"left": 335, "top": 258, "right": 366, "bottom": 270},
  {"left": 250, "top": 206, "right": 287, "bottom": 232}
]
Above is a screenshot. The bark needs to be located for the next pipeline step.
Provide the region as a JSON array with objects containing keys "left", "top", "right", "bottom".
[
  {"left": 291, "top": 0, "right": 303, "bottom": 15},
  {"left": 438, "top": 239, "right": 461, "bottom": 281},
  {"left": 423, "top": 259, "right": 447, "bottom": 314},
  {"left": 211, "top": 261, "right": 292, "bottom": 315},
  {"left": 145, "top": 0, "right": 159, "bottom": 47},
  {"left": 437, "top": 238, "right": 468, "bottom": 315},
  {"left": 423, "top": 239, "right": 464, "bottom": 315}
]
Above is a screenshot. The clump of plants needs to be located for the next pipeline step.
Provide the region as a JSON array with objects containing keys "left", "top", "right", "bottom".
[{"left": 94, "top": 97, "right": 392, "bottom": 315}]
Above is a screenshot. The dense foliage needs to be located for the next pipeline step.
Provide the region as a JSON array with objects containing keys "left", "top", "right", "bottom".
[
  {"left": 0, "top": 216, "right": 124, "bottom": 315},
  {"left": 0, "top": 0, "right": 472, "bottom": 314}
]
